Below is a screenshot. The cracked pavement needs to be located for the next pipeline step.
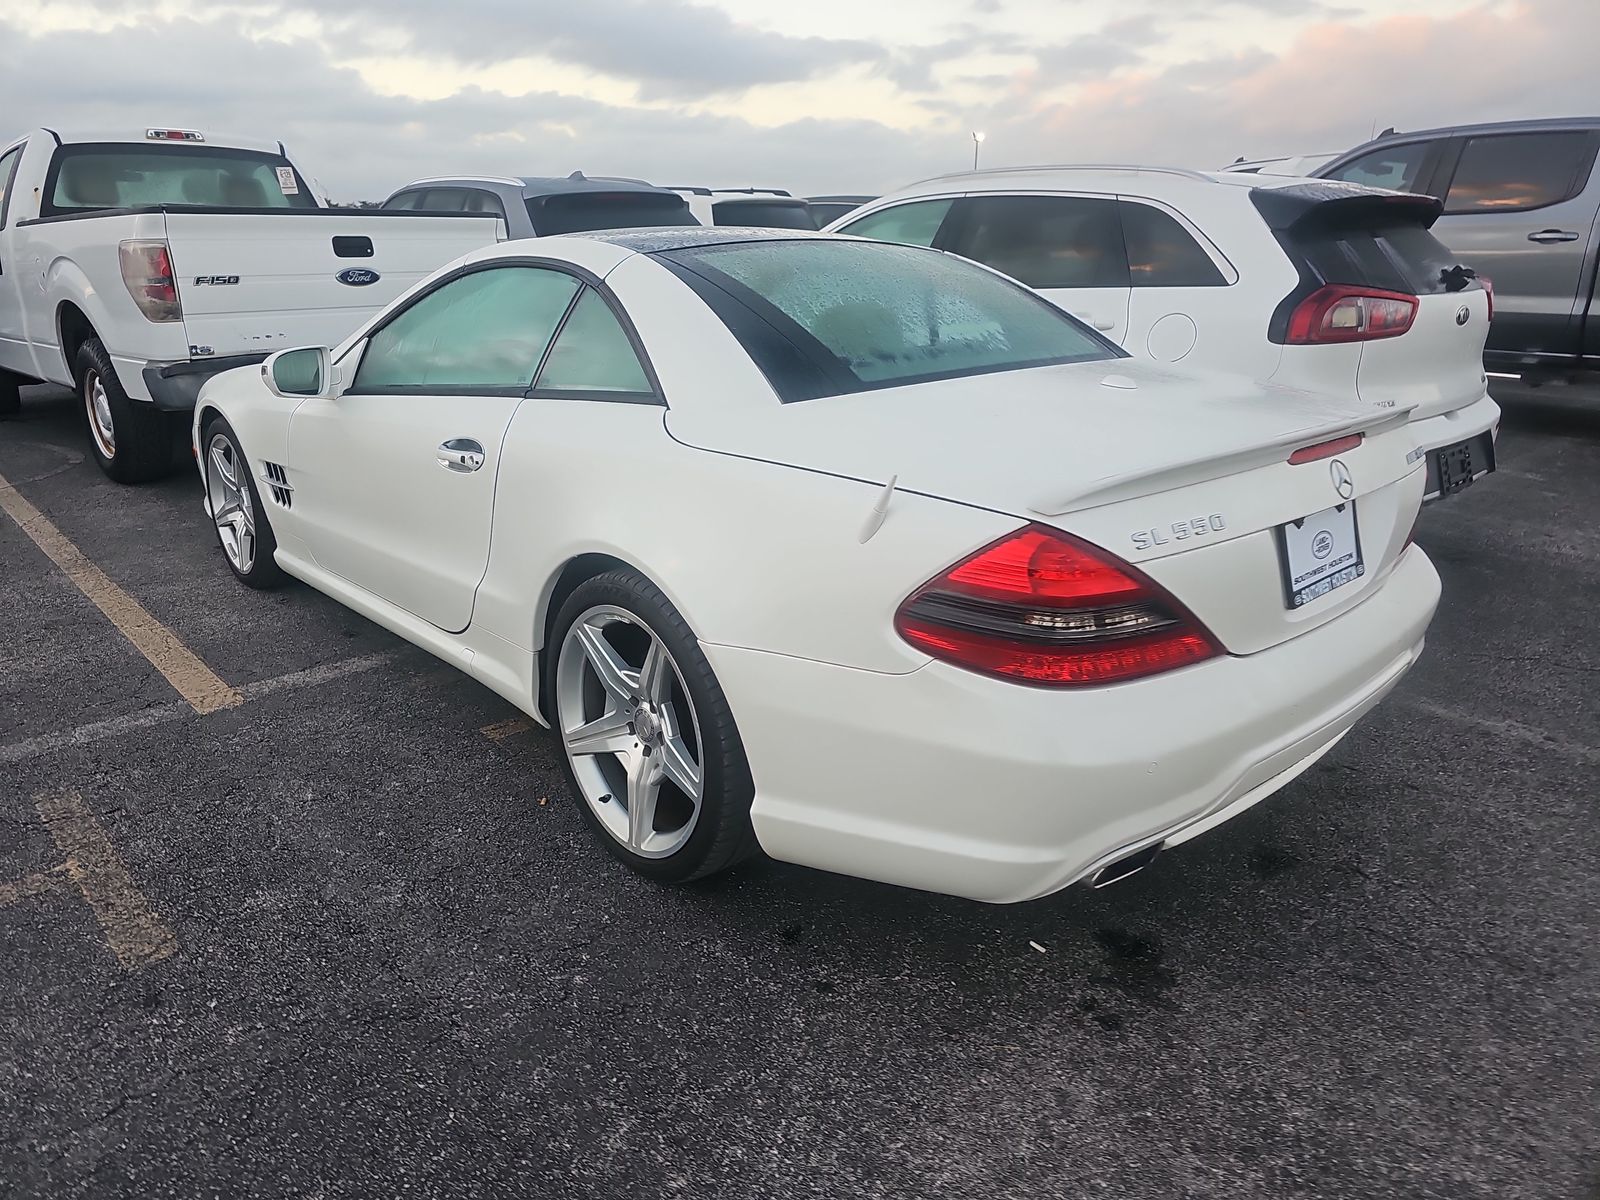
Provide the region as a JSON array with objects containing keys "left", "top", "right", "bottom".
[{"left": 1, "top": 380, "right": 1598, "bottom": 1198}]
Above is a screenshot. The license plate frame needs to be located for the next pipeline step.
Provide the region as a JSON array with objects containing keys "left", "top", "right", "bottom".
[
  {"left": 1277, "top": 501, "right": 1365, "bottom": 610},
  {"left": 1435, "top": 441, "right": 1476, "bottom": 496}
]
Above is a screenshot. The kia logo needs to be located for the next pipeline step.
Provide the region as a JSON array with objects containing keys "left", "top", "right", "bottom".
[
  {"left": 336, "top": 268, "right": 380, "bottom": 287},
  {"left": 1330, "top": 459, "right": 1354, "bottom": 500},
  {"left": 1455, "top": 305, "right": 1470, "bottom": 325}
]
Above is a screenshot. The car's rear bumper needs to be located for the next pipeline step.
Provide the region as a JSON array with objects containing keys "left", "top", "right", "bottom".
[
  {"left": 1409, "top": 391, "right": 1500, "bottom": 501},
  {"left": 141, "top": 354, "right": 269, "bottom": 411},
  {"left": 707, "top": 547, "right": 1440, "bottom": 904}
]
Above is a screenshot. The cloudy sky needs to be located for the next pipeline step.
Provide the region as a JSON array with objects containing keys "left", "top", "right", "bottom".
[{"left": 2, "top": 0, "right": 1594, "bottom": 202}]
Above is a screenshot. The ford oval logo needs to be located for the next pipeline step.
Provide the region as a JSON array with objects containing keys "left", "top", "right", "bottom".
[{"left": 336, "top": 268, "right": 380, "bottom": 287}]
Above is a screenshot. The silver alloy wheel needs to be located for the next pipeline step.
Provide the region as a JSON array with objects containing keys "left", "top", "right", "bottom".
[
  {"left": 205, "top": 432, "right": 256, "bottom": 574},
  {"left": 555, "top": 605, "right": 705, "bottom": 859},
  {"left": 85, "top": 370, "right": 116, "bottom": 459}
]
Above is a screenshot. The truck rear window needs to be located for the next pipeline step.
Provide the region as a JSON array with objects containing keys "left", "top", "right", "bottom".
[
  {"left": 530, "top": 192, "right": 698, "bottom": 235},
  {"left": 1290, "top": 222, "right": 1466, "bottom": 296},
  {"left": 44, "top": 144, "right": 317, "bottom": 214},
  {"left": 711, "top": 200, "right": 817, "bottom": 230}
]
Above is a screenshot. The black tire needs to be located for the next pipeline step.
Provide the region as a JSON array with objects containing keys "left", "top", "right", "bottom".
[
  {"left": 550, "top": 569, "right": 758, "bottom": 883},
  {"left": 0, "top": 369, "right": 21, "bottom": 420},
  {"left": 76, "top": 337, "right": 176, "bottom": 483},
  {"left": 200, "top": 415, "right": 287, "bottom": 589}
]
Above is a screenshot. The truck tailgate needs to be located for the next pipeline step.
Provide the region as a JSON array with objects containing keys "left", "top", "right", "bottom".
[{"left": 161, "top": 211, "right": 501, "bottom": 358}]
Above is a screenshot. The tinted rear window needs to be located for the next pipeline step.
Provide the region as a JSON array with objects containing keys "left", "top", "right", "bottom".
[
  {"left": 45, "top": 144, "right": 317, "bottom": 213},
  {"left": 712, "top": 200, "right": 816, "bottom": 229},
  {"left": 530, "top": 192, "right": 698, "bottom": 235},
  {"left": 658, "top": 238, "right": 1117, "bottom": 402},
  {"left": 1444, "top": 132, "right": 1598, "bottom": 214},
  {"left": 1291, "top": 221, "right": 1466, "bottom": 295}
]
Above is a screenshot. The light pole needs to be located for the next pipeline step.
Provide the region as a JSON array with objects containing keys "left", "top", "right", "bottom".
[{"left": 971, "top": 130, "right": 986, "bottom": 171}]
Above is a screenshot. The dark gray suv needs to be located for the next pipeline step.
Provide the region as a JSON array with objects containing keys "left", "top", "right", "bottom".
[{"left": 1317, "top": 117, "right": 1600, "bottom": 383}]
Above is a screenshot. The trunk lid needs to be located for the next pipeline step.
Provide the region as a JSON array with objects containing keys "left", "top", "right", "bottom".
[
  {"left": 163, "top": 210, "right": 501, "bottom": 359},
  {"left": 667, "top": 358, "right": 1423, "bottom": 653},
  {"left": 1356, "top": 288, "right": 1489, "bottom": 421}
]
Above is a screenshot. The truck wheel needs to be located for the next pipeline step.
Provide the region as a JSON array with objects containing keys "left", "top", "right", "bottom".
[
  {"left": 0, "top": 369, "right": 20, "bottom": 420},
  {"left": 76, "top": 338, "right": 175, "bottom": 483}
]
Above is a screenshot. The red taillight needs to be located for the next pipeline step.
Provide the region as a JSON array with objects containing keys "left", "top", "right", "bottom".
[
  {"left": 118, "top": 240, "right": 181, "bottom": 322},
  {"left": 1288, "top": 433, "right": 1363, "bottom": 465},
  {"left": 1286, "top": 284, "right": 1417, "bottom": 344},
  {"left": 895, "top": 525, "right": 1222, "bottom": 687},
  {"left": 1480, "top": 275, "right": 1494, "bottom": 321}
]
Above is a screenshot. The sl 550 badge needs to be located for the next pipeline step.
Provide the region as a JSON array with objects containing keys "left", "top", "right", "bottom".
[{"left": 1131, "top": 514, "right": 1226, "bottom": 551}]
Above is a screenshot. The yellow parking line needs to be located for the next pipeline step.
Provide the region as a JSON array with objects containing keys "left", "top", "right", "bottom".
[
  {"left": 34, "top": 789, "right": 177, "bottom": 971},
  {"left": 0, "top": 864, "right": 70, "bottom": 907},
  {"left": 481, "top": 716, "right": 534, "bottom": 743},
  {"left": 0, "top": 468, "right": 241, "bottom": 714}
]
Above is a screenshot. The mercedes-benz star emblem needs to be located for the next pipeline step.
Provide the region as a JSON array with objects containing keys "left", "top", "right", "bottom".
[
  {"left": 1456, "top": 305, "right": 1471, "bottom": 326},
  {"left": 1330, "top": 459, "right": 1355, "bottom": 500}
]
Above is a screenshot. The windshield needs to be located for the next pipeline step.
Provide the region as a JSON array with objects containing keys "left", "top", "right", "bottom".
[
  {"left": 660, "top": 238, "right": 1119, "bottom": 402},
  {"left": 45, "top": 143, "right": 317, "bottom": 214},
  {"left": 530, "top": 192, "right": 698, "bottom": 235}
]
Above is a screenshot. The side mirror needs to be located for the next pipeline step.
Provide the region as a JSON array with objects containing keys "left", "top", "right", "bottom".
[{"left": 261, "top": 346, "right": 339, "bottom": 399}]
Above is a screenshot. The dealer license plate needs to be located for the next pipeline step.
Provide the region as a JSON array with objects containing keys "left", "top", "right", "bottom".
[{"left": 1278, "top": 502, "right": 1364, "bottom": 609}]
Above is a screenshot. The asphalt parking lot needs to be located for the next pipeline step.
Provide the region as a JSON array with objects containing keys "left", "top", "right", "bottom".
[{"left": 2, "top": 380, "right": 1597, "bottom": 1199}]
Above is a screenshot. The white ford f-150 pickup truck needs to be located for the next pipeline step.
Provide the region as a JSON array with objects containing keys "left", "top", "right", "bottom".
[{"left": 0, "top": 127, "right": 502, "bottom": 482}]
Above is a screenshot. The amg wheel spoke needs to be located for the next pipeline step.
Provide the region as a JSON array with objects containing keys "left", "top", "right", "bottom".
[
  {"left": 626, "top": 750, "right": 663, "bottom": 851},
  {"left": 564, "top": 707, "right": 635, "bottom": 757},
  {"left": 210, "top": 443, "right": 236, "bottom": 489},
  {"left": 639, "top": 638, "right": 671, "bottom": 705},
  {"left": 576, "top": 621, "right": 639, "bottom": 704},
  {"left": 658, "top": 733, "right": 701, "bottom": 799}
]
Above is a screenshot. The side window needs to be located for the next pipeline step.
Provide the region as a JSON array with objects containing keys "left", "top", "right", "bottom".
[
  {"left": 837, "top": 199, "right": 953, "bottom": 247},
  {"left": 383, "top": 191, "right": 423, "bottom": 211},
  {"left": 0, "top": 145, "right": 23, "bottom": 228},
  {"left": 1119, "top": 202, "right": 1227, "bottom": 287},
  {"left": 418, "top": 188, "right": 467, "bottom": 212},
  {"left": 462, "top": 190, "right": 507, "bottom": 219},
  {"left": 352, "top": 266, "right": 580, "bottom": 392},
  {"left": 534, "top": 288, "right": 654, "bottom": 397},
  {"left": 1443, "top": 132, "right": 1598, "bottom": 214},
  {"left": 1324, "top": 142, "right": 1433, "bottom": 192},
  {"left": 950, "top": 195, "right": 1129, "bottom": 289}
]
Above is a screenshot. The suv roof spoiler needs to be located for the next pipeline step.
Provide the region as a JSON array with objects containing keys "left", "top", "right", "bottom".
[{"left": 1251, "top": 182, "right": 1443, "bottom": 233}]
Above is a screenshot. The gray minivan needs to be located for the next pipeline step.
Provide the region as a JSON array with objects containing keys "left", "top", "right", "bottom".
[{"left": 1316, "top": 117, "right": 1600, "bottom": 383}]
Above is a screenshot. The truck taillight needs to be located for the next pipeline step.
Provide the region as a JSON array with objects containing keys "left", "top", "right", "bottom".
[
  {"left": 118, "top": 240, "right": 181, "bottom": 323},
  {"left": 1285, "top": 284, "right": 1416, "bottom": 344},
  {"left": 895, "top": 526, "right": 1222, "bottom": 687}
]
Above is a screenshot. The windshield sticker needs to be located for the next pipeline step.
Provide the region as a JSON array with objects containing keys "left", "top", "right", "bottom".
[{"left": 275, "top": 167, "right": 299, "bottom": 195}]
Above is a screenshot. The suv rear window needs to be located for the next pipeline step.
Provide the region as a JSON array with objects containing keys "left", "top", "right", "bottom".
[
  {"left": 1291, "top": 221, "right": 1466, "bottom": 295},
  {"left": 529, "top": 192, "right": 697, "bottom": 235},
  {"left": 711, "top": 200, "right": 817, "bottom": 230},
  {"left": 659, "top": 238, "right": 1117, "bottom": 402},
  {"left": 45, "top": 143, "right": 317, "bottom": 214}
]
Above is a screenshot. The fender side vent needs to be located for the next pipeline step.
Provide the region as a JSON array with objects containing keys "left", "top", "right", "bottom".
[{"left": 262, "top": 461, "right": 293, "bottom": 508}]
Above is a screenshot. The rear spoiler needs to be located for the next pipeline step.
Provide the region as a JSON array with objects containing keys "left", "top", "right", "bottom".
[
  {"left": 1250, "top": 182, "right": 1443, "bottom": 233},
  {"left": 1030, "top": 407, "right": 1416, "bottom": 517}
]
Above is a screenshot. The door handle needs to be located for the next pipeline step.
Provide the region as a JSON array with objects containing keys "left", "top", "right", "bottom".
[
  {"left": 437, "top": 438, "right": 485, "bottom": 473},
  {"left": 1527, "top": 229, "right": 1579, "bottom": 243}
]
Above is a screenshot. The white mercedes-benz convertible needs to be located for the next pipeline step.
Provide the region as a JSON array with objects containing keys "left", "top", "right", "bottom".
[{"left": 193, "top": 229, "right": 1440, "bottom": 903}]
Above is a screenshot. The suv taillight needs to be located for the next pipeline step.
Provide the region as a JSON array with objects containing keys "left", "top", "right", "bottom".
[
  {"left": 1480, "top": 275, "right": 1494, "bottom": 321},
  {"left": 118, "top": 240, "right": 181, "bottom": 323},
  {"left": 894, "top": 525, "right": 1222, "bottom": 687},
  {"left": 1286, "top": 284, "right": 1416, "bottom": 344}
]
